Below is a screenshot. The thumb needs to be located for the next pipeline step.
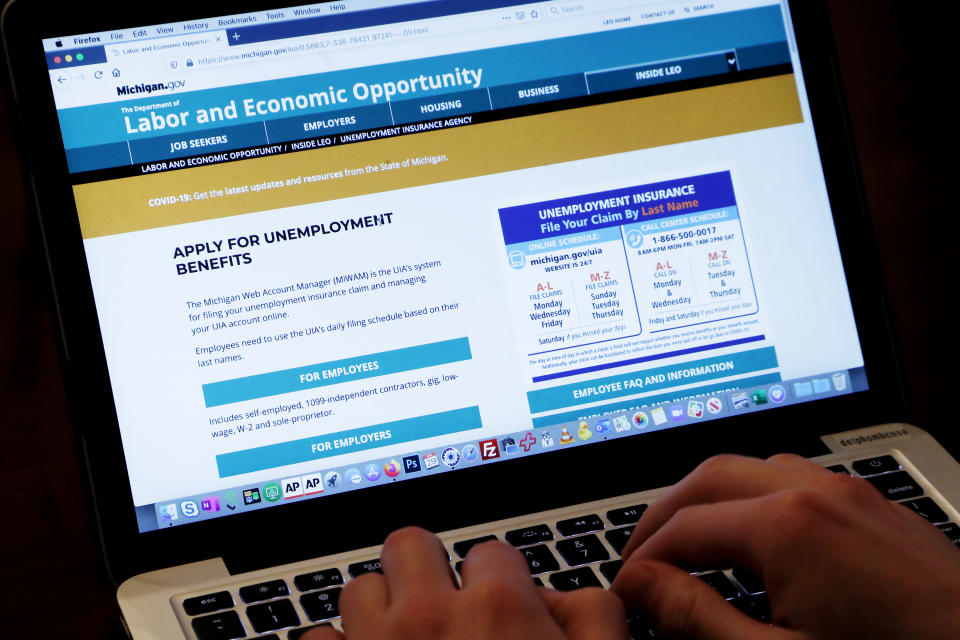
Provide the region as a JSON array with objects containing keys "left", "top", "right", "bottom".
[
  {"left": 538, "top": 586, "right": 628, "bottom": 639},
  {"left": 612, "top": 560, "right": 797, "bottom": 640}
]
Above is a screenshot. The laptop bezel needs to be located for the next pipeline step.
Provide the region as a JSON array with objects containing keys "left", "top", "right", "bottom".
[{"left": 2, "top": 0, "right": 910, "bottom": 585}]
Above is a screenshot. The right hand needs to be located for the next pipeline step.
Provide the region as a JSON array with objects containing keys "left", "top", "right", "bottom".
[{"left": 612, "top": 453, "right": 960, "bottom": 639}]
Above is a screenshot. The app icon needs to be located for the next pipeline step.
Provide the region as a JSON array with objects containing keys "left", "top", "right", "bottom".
[
  {"left": 633, "top": 412, "right": 649, "bottom": 428},
  {"left": 461, "top": 444, "right": 479, "bottom": 462},
  {"left": 768, "top": 385, "right": 786, "bottom": 403},
  {"left": 613, "top": 416, "right": 631, "bottom": 432},
  {"left": 577, "top": 422, "right": 593, "bottom": 440},
  {"left": 441, "top": 447, "right": 461, "bottom": 468},
  {"left": 595, "top": 419, "right": 611, "bottom": 434},
  {"left": 501, "top": 437, "right": 519, "bottom": 454},
  {"left": 303, "top": 472, "right": 324, "bottom": 495},
  {"left": 731, "top": 392, "right": 750, "bottom": 409},
  {"left": 558, "top": 426, "right": 575, "bottom": 445},
  {"left": 687, "top": 400, "right": 704, "bottom": 418},
  {"left": 224, "top": 491, "right": 238, "bottom": 511},
  {"left": 180, "top": 499, "right": 199, "bottom": 517},
  {"left": 345, "top": 468, "right": 363, "bottom": 485},
  {"left": 403, "top": 456, "right": 422, "bottom": 473},
  {"left": 263, "top": 482, "right": 282, "bottom": 502},
  {"left": 794, "top": 381, "right": 813, "bottom": 397},
  {"left": 812, "top": 378, "right": 831, "bottom": 394},
  {"left": 201, "top": 496, "right": 220, "bottom": 512},
  {"left": 541, "top": 431, "right": 555, "bottom": 447},
  {"left": 282, "top": 477, "right": 304, "bottom": 499},
  {"left": 364, "top": 464, "right": 382, "bottom": 482},
  {"left": 519, "top": 432, "right": 536, "bottom": 451},
  {"left": 384, "top": 460, "right": 401, "bottom": 478},
  {"left": 242, "top": 489, "right": 261, "bottom": 506},
  {"left": 479, "top": 439, "right": 500, "bottom": 460},
  {"left": 650, "top": 407, "right": 667, "bottom": 425},
  {"left": 751, "top": 389, "right": 768, "bottom": 405},
  {"left": 324, "top": 471, "right": 342, "bottom": 488},
  {"left": 423, "top": 452, "right": 440, "bottom": 469},
  {"left": 669, "top": 404, "right": 685, "bottom": 422},
  {"left": 160, "top": 503, "right": 178, "bottom": 522},
  {"left": 706, "top": 397, "right": 723, "bottom": 414},
  {"left": 832, "top": 372, "right": 848, "bottom": 391}
]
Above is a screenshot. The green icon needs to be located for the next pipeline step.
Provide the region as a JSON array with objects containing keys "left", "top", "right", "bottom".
[
  {"left": 263, "top": 482, "right": 282, "bottom": 502},
  {"left": 76, "top": 53, "right": 84, "bottom": 61},
  {"left": 751, "top": 389, "right": 768, "bottom": 405},
  {"left": 225, "top": 491, "right": 238, "bottom": 507}
]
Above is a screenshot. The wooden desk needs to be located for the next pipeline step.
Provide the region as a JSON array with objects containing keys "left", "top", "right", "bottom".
[{"left": 0, "top": 2, "right": 949, "bottom": 637}]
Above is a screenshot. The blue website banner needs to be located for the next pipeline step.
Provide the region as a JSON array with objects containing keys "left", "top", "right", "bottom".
[
  {"left": 56, "top": 6, "right": 787, "bottom": 153},
  {"left": 499, "top": 171, "right": 738, "bottom": 245}
]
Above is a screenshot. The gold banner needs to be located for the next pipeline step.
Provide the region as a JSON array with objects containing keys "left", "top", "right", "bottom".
[{"left": 74, "top": 75, "right": 802, "bottom": 238}]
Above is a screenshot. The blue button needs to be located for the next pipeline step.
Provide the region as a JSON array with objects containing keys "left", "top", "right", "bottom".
[
  {"left": 266, "top": 104, "right": 393, "bottom": 142},
  {"left": 128, "top": 122, "right": 268, "bottom": 164},
  {"left": 489, "top": 74, "right": 587, "bottom": 109},
  {"left": 390, "top": 88, "right": 489, "bottom": 124},
  {"left": 586, "top": 52, "right": 732, "bottom": 94}
]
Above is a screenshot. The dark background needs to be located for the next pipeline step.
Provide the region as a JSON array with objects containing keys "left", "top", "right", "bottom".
[{"left": 0, "top": 1, "right": 950, "bottom": 637}]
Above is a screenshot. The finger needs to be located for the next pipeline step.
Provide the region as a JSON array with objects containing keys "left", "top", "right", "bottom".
[
  {"left": 338, "top": 572, "right": 389, "bottom": 636},
  {"left": 613, "top": 560, "right": 800, "bottom": 640},
  {"left": 622, "top": 454, "right": 824, "bottom": 560},
  {"left": 765, "top": 452, "right": 830, "bottom": 474},
  {"left": 380, "top": 526, "right": 456, "bottom": 597},
  {"left": 539, "top": 587, "right": 628, "bottom": 639},
  {"left": 299, "top": 624, "right": 345, "bottom": 640},
  {"left": 461, "top": 539, "right": 531, "bottom": 588}
]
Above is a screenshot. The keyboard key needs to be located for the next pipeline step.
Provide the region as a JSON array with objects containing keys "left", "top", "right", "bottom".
[
  {"left": 300, "top": 588, "right": 342, "bottom": 622},
  {"left": 239, "top": 579, "right": 289, "bottom": 603},
  {"left": 347, "top": 559, "right": 382, "bottom": 577},
  {"left": 825, "top": 464, "right": 849, "bottom": 474},
  {"left": 533, "top": 577, "right": 544, "bottom": 587},
  {"left": 453, "top": 535, "right": 497, "bottom": 558},
  {"left": 852, "top": 455, "right": 900, "bottom": 476},
  {"left": 183, "top": 591, "right": 234, "bottom": 616},
  {"left": 734, "top": 593, "right": 771, "bottom": 622},
  {"left": 865, "top": 471, "right": 923, "bottom": 500},
  {"left": 900, "top": 497, "right": 948, "bottom": 524},
  {"left": 604, "top": 526, "right": 634, "bottom": 555},
  {"left": 548, "top": 567, "right": 603, "bottom": 591},
  {"left": 556, "top": 514, "right": 604, "bottom": 536},
  {"left": 520, "top": 544, "right": 559, "bottom": 575},
  {"left": 599, "top": 560, "right": 622, "bottom": 583},
  {"left": 191, "top": 610, "right": 245, "bottom": 640},
  {"left": 556, "top": 534, "right": 610, "bottom": 566},
  {"left": 294, "top": 568, "right": 343, "bottom": 592},
  {"left": 505, "top": 524, "right": 554, "bottom": 547},
  {"left": 606, "top": 504, "right": 647, "bottom": 527},
  {"left": 938, "top": 523, "right": 960, "bottom": 546},
  {"left": 698, "top": 572, "right": 738, "bottom": 600},
  {"left": 289, "top": 625, "right": 331, "bottom": 640},
  {"left": 731, "top": 568, "right": 764, "bottom": 594},
  {"left": 246, "top": 599, "right": 300, "bottom": 633}
]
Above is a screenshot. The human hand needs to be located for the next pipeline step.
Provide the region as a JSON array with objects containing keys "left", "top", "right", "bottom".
[
  {"left": 613, "top": 453, "right": 960, "bottom": 639},
  {"left": 304, "top": 526, "right": 627, "bottom": 639}
]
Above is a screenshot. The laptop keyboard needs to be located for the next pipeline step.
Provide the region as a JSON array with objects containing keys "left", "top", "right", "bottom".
[{"left": 177, "top": 453, "right": 960, "bottom": 639}]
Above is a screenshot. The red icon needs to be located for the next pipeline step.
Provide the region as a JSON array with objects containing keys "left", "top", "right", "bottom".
[
  {"left": 519, "top": 432, "right": 536, "bottom": 452},
  {"left": 479, "top": 439, "right": 500, "bottom": 460}
]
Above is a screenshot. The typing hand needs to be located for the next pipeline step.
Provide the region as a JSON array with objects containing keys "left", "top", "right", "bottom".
[
  {"left": 304, "top": 526, "right": 626, "bottom": 639},
  {"left": 614, "top": 453, "right": 960, "bottom": 639}
]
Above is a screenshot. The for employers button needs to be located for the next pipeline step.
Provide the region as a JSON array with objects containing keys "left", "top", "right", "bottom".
[
  {"left": 215, "top": 406, "right": 482, "bottom": 477},
  {"left": 390, "top": 88, "right": 489, "bottom": 124},
  {"left": 488, "top": 74, "right": 587, "bottom": 109},
  {"left": 202, "top": 337, "right": 472, "bottom": 407},
  {"left": 266, "top": 103, "right": 393, "bottom": 142}
]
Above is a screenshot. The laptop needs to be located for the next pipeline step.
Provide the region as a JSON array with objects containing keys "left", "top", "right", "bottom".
[{"left": 3, "top": 0, "right": 958, "bottom": 637}]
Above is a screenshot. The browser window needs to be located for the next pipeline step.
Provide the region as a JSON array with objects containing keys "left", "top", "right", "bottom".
[{"left": 43, "top": 0, "right": 865, "bottom": 531}]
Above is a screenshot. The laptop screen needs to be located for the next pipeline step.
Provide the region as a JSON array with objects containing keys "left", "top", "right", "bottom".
[{"left": 42, "top": 0, "right": 865, "bottom": 532}]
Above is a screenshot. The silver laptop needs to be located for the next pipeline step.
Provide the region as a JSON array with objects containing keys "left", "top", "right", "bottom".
[{"left": 3, "top": 0, "right": 958, "bottom": 637}]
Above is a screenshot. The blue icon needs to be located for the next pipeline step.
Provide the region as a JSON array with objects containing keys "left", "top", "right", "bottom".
[
  {"left": 324, "top": 471, "right": 342, "bottom": 489},
  {"left": 508, "top": 250, "right": 526, "bottom": 269},
  {"left": 346, "top": 468, "right": 363, "bottom": 484},
  {"left": 669, "top": 404, "right": 686, "bottom": 421},
  {"left": 364, "top": 463, "right": 381, "bottom": 482},
  {"left": 812, "top": 378, "right": 831, "bottom": 394},
  {"left": 769, "top": 385, "right": 786, "bottom": 403},
  {"left": 595, "top": 419, "right": 611, "bottom": 434},
  {"left": 179, "top": 499, "right": 199, "bottom": 517},
  {"left": 461, "top": 443, "right": 479, "bottom": 461},
  {"left": 441, "top": 447, "right": 461, "bottom": 468},
  {"left": 626, "top": 229, "right": 643, "bottom": 248},
  {"left": 501, "top": 437, "right": 519, "bottom": 454},
  {"left": 794, "top": 381, "right": 813, "bottom": 397},
  {"left": 403, "top": 455, "right": 421, "bottom": 473}
]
